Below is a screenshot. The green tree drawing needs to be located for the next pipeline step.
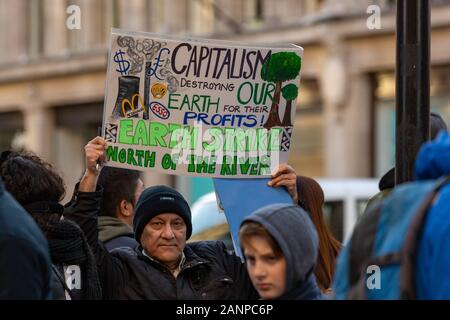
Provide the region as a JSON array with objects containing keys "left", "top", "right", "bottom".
[
  {"left": 281, "top": 83, "right": 298, "bottom": 127},
  {"left": 260, "top": 51, "right": 301, "bottom": 129}
]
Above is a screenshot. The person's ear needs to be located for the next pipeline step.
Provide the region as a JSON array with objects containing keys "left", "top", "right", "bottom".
[{"left": 118, "top": 199, "right": 133, "bottom": 218}]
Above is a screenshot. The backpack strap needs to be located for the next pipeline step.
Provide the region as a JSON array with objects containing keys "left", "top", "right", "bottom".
[
  {"left": 400, "top": 176, "right": 450, "bottom": 299},
  {"left": 349, "top": 203, "right": 383, "bottom": 285},
  {"left": 347, "top": 203, "right": 383, "bottom": 299}
]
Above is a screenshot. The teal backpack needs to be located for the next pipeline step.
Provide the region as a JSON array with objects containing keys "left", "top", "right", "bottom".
[{"left": 333, "top": 177, "right": 450, "bottom": 299}]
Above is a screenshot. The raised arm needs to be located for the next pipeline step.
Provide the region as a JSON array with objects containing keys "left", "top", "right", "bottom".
[
  {"left": 64, "top": 136, "right": 126, "bottom": 299},
  {"left": 64, "top": 136, "right": 107, "bottom": 249}
]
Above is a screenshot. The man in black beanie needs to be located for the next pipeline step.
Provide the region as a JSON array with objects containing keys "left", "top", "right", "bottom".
[
  {"left": 65, "top": 136, "right": 258, "bottom": 300},
  {"left": 132, "top": 185, "right": 193, "bottom": 274}
]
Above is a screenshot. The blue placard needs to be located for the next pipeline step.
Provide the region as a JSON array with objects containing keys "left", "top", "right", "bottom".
[{"left": 213, "top": 178, "right": 293, "bottom": 259}]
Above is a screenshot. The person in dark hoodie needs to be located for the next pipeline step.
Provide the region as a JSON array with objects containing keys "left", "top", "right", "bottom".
[
  {"left": 97, "top": 167, "right": 144, "bottom": 251},
  {"left": 267, "top": 165, "right": 341, "bottom": 295},
  {"left": 0, "top": 178, "right": 52, "bottom": 300},
  {"left": 239, "top": 203, "right": 323, "bottom": 300},
  {"left": 0, "top": 151, "right": 102, "bottom": 300},
  {"left": 366, "top": 112, "right": 448, "bottom": 209}
]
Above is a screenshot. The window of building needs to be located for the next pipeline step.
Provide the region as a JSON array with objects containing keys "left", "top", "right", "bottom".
[
  {"left": 0, "top": 111, "right": 24, "bottom": 151},
  {"left": 67, "top": 0, "right": 83, "bottom": 52},
  {"left": 146, "top": 0, "right": 164, "bottom": 33},
  {"left": 239, "top": 0, "right": 264, "bottom": 29},
  {"left": 54, "top": 102, "right": 103, "bottom": 202},
  {"left": 255, "top": 0, "right": 263, "bottom": 21},
  {"left": 302, "top": 0, "right": 325, "bottom": 15},
  {"left": 67, "top": 0, "right": 112, "bottom": 52},
  {"left": 374, "top": 65, "right": 450, "bottom": 178},
  {"left": 27, "top": 0, "right": 43, "bottom": 58},
  {"left": 289, "top": 79, "right": 325, "bottom": 177},
  {"left": 104, "top": 0, "right": 120, "bottom": 44},
  {"left": 323, "top": 200, "right": 344, "bottom": 242},
  {"left": 189, "top": 0, "right": 214, "bottom": 35}
]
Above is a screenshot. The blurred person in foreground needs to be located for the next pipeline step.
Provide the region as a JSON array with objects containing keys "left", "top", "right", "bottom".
[
  {"left": 0, "top": 176, "right": 52, "bottom": 299},
  {"left": 332, "top": 131, "right": 450, "bottom": 299},
  {"left": 0, "top": 151, "right": 101, "bottom": 300}
]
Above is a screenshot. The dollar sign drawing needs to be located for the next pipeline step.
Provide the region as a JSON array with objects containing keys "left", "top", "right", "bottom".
[{"left": 114, "top": 50, "right": 130, "bottom": 76}]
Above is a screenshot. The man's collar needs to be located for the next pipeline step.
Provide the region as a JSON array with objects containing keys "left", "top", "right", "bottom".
[{"left": 142, "top": 249, "right": 186, "bottom": 278}]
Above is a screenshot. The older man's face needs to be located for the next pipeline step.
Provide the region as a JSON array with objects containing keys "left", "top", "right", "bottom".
[{"left": 140, "top": 213, "right": 187, "bottom": 270}]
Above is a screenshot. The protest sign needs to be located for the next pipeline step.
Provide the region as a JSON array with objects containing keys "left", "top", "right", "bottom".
[{"left": 102, "top": 28, "right": 303, "bottom": 177}]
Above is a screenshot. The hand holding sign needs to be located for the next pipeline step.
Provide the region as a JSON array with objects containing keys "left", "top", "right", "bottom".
[
  {"left": 213, "top": 178, "right": 293, "bottom": 259},
  {"left": 268, "top": 164, "right": 298, "bottom": 204},
  {"left": 80, "top": 136, "right": 107, "bottom": 192}
]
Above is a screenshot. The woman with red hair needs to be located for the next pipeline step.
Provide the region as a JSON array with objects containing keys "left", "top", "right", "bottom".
[{"left": 269, "top": 165, "right": 341, "bottom": 294}]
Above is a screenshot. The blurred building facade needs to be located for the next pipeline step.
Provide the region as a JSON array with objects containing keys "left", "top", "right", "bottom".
[{"left": 1, "top": 0, "right": 450, "bottom": 203}]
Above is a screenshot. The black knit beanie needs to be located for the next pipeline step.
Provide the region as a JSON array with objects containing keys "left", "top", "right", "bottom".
[{"left": 133, "top": 185, "right": 192, "bottom": 244}]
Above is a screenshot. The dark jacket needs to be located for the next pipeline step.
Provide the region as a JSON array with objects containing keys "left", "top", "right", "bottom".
[
  {"left": 0, "top": 180, "right": 52, "bottom": 300},
  {"left": 242, "top": 204, "right": 323, "bottom": 300},
  {"left": 25, "top": 201, "right": 102, "bottom": 300},
  {"left": 98, "top": 216, "right": 138, "bottom": 251},
  {"left": 65, "top": 186, "right": 258, "bottom": 300}
]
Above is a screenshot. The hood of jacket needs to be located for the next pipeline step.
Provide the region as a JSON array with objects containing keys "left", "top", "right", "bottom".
[
  {"left": 241, "top": 203, "right": 319, "bottom": 295},
  {"left": 415, "top": 131, "right": 450, "bottom": 180},
  {"left": 379, "top": 167, "right": 395, "bottom": 191},
  {"left": 98, "top": 216, "right": 134, "bottom": 243}
]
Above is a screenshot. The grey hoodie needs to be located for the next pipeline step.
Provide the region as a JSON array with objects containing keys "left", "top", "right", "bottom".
[
  {"left": 97, "top": 216, "right": 137, "bottom": 251},
  {"left": 241, "top": 203, "right": 322, "bottom": 300}
]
